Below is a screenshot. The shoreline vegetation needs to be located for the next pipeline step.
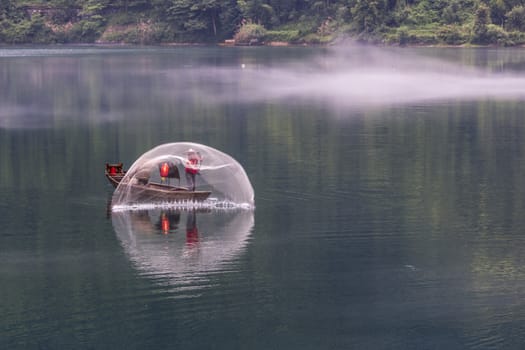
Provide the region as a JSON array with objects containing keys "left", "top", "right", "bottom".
[{"left": 2, "top": 1, "right": 525, "bottom": 47}]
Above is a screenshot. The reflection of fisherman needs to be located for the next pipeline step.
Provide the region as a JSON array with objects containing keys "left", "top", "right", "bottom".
[
  {"left": 184, "top": 148, "right": 202, "bottom": 191},
  {"left": 186, "top": 210, "right": 199, "bottom": 245}
]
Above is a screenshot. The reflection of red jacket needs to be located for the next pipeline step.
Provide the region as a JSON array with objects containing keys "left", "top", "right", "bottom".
[{"left": 186, "top": 228, "right": 199, "bottom": 244}]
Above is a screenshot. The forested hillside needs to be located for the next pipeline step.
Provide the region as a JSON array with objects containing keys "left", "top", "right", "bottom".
[{"left": 2, "top": 0, "right": 525, "bottom": 45}]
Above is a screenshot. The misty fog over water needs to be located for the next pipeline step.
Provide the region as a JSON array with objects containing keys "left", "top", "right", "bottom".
[
  {"left": 167, "top": 46, "right": 525, "bottom": 107},
  {"left": 3, "top": 46, "right": 525, "bottom": 129}
]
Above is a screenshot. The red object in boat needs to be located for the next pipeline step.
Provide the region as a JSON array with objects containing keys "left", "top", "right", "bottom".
[{"left": 160, "top": 162, "right": 169, "bottom": 178}]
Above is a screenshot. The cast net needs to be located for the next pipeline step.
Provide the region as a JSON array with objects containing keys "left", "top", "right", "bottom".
[{"left": 111, "top": 142, "right": 254, "bottom": 211}]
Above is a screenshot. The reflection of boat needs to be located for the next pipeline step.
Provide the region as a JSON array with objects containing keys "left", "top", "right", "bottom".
[
  {"left": 112, "top": 208, "right": 254, "bottom": 292},
  {"left": 119, "top": 208, "right": 210, "bottom": 235},
  {"left": 105, "top": 163, "right": 126, "bottom": 188}
]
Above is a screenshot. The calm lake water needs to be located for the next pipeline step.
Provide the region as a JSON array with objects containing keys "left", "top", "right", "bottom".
[{"left": 2, "top": 46, "right": 525, "bottom": 349}]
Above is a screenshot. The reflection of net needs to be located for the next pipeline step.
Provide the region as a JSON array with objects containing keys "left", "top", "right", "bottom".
[{"left": 112, "top": 142, "right": 254, "bottom": 210}]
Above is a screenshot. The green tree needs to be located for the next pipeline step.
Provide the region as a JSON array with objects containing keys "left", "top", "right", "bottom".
[
  {"left": 0, "top": 0, "right": 12, "bottom": 20},
  {"left": 487, "top": 0, "right": 507, "bottom": 26},
  {"left": 73, "top": 0, "right": 109, "bottom": 42},
  {"left": 237, "top": 0, "right": 276, "bottom": 27},
  {"left": 506, "top": 5, "right": 525, "bottom": 31},
  {"left": 443, "top": 0, "right": 467, "bottom": 24},
  {"left": 351, "top": 0, "right": 386, "bottom": 33},
  {"left": 168, "top": 0, "right": 238, "bottom": 40},
  {"left": 218, "top": 0, "right": 242, "bottom": 38},
  {"left": 117, "top": 0, "right": 151, "bottom": 14},
  {"left": 473, "top": 3, "right": 491, "bottom": 44},
  {"left": 234, "top": 21, "right": 266, "bottom": 43},
  {"left": 0, "top": 0, "right": 25, "bottom": 22},
  {"left": 80, "top": 0, "right": 110, "bottom": 17}
]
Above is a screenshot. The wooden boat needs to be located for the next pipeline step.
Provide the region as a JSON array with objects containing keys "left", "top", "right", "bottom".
[
  {"left": 106, "top": 162, "right": 211, "bottom": 202},
  {"left": 128, "top": 182, "right": 211, "bottom": 202},
  {"left": 105, "top": 163, "right": 126, "bottom": 188}
]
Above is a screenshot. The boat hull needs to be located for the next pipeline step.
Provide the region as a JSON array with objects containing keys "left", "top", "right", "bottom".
[
  {"left": 105, "top": 171, "right": 125, "bottom": 188},
  {"left": 126, "top": 183, "right": 211, "bottom": 202},
  {"left": 106, "top": 163, "right": 211, "bottom": 203}
]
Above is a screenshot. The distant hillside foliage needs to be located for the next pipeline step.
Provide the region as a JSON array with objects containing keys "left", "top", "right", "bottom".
[{"left": 2, "top": 0, "right": 525, "bottom": 45}]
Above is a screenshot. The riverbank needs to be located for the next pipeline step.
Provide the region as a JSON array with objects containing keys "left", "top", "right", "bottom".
[
  {"left": 5, "top": 1, "right": 525, "bottom": 48},
  {"left": 3, "top": 17, "right": 525, "bottom": 48}
]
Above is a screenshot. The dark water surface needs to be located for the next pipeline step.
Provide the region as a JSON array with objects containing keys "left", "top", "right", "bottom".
[{"left": 2, "top": 46, "right": 525, "bottom": 349}]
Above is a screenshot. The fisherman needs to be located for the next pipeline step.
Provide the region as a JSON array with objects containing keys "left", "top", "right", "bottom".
[{"left": 184, "top": 148, "right": 202, "bottom": 191}]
